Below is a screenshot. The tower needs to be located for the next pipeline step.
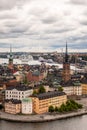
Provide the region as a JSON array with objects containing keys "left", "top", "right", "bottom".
[
  {"left": 62, "top": 42, "right": 71, "bottom": 82},
  {"left": 8, "top": 45, "right": 13, "bottom": 68}
]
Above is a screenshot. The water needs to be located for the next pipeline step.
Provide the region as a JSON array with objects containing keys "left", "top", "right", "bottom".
[{"left": 0, "top": 115, "right": 87, "bottom": 130}]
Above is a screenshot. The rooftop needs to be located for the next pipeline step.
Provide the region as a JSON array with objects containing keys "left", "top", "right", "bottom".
[
  {"left": 22, "top": 98, "right": 32, "bottom": 102},
  {"left": 6, "top": 85, "right": 32, "bottom": 91},
  {"left": 33, "top": 91, "right": 66, "bottom": 100},
  {"left": 5, "top": 99, "right": 21, "bottom": 104}
]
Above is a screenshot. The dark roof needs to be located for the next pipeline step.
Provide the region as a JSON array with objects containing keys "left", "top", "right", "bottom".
[
  {"left": 61, "top": 80, "right": 73, "bottom": 87},
  {"left": 81, "top": 78, "right": 87, "bottom": 84},
  {"left": 6, "top": 85, "right": 32, "bottom": 91},
  {"left": 71, "top": 74, "right": 81, "bottom": 79},
  {"left": 5, "top": 99, "right": 21, "bottom": 104},
  {"left": 61, "top": 80, "right": 81, "bottom": 87},
  {"left": 33, "top": 91, "right": 66, "bottom": 100}
]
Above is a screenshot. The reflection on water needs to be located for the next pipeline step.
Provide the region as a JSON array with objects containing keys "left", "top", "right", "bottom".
[{"left": 0, "top": 115, "right": 87, "bottom": 130}]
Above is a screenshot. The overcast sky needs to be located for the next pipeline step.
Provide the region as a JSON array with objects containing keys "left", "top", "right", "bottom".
[{"left": 0, "top": 0, "right": 87, "bottom": 52}]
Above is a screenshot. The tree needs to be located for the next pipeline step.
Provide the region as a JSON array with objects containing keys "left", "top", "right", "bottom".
[
  {"left": 0, "top": 104, "right": 3, "bottom": 110},
  {"left": 38, "top": 86, "right": 46, "bottom": 94},
  {"left": 23, "top": 75, "right": 28, "bottom": 85},
  {"left": 58, "top": 86, "right": 63, "bottom": 92},
  {"left": 33, "top": 90, "right": 38, "bottom": 95},
  {"left": 49, "top": 105, "right": 54, "bottom": 112},
  {"left": 55, "top": 106, "right": 59, "bottom": 112}
]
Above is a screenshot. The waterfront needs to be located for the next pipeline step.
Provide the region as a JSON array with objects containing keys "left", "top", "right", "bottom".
[{"left": 1, "top": 115, "right": 87, "bottom": 130}]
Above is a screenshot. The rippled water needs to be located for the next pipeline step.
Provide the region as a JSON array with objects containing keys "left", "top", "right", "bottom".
[{"left": 0, "top": 115, "right": 87, "bottom": 130}]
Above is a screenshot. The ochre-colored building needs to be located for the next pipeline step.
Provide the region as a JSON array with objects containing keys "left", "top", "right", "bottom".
[
  {"left": 81, "top": 80, "right": 87, "bottom": 96},
  {"left": 5, "top": 99, "right": 21, "bottom": 114},
  {"left": 32, "top": 91, "right": 67, "bottom": 114}
]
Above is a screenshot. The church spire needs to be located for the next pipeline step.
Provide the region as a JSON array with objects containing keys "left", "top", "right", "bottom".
[
  {"left": 62, "top": 41, "right": 71, "bottom": 82},
  {"left": 8, "top": 44, "right": 13, "bottom": 68},
  {"left": 65, "top": 41, "right": 69, "bottom": 63}
]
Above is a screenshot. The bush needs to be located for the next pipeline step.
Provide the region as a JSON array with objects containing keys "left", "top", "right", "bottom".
[
  {"left": 38, "top": 86, "right": 46, "bottom": 94},
  {"left": 49, "top": 105, "right": 54, "bottom": 113},
  {"left": 55, "top": 106, "right": 59, "bottom": 112},
  {"left": 0, "top": 104, "right": 3, "bottom": 110}
]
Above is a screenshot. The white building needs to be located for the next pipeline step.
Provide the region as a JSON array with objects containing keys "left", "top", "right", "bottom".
[
  {"left": 22, "top": 98, "right": 32, "bottom": 114},
  {"left": 63, "top": 81, "right": 82, "bottom": 96},
  {"left": 5, "top": 85, "right": 33, "bottom": 100}
]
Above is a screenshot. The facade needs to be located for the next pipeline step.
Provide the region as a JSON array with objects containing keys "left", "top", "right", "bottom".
[
  {"left": 22, "top": 98, "right": 32, "bottom": 114},
  {"left": 32, "top": 91, "right": 67, "bottom": 114},
  {"left": 27, "top": 70, "right": 47, "bottom": 82},
  {"left": 62, "top": 81, "right": 82, "bottom": 96},
  {"left": 5, "top": 85, "right": 33, "bottom": 100},
  {"left": 5, "top": 99, "right": 21, "bottom": 114},
  {"left": 63, "top": 86, "right": 82, "bottom": 96},
  {"left": 81, "top": 79, "right": 87, "bottom": 96}
]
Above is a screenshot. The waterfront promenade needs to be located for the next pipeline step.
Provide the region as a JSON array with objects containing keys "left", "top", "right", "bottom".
[
  {"left": 0, "top": 109, "right": 87, "bottom": 123},
  {"left": 0, "top": 98, "right": 87, "bottom": 123}
]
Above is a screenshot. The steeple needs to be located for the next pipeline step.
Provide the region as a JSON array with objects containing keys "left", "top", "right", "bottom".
[
  {"left": 62, "top": 42, "right": 71, "bottom": 82},
  {"left": 65, "top": 41, "right": 69, "bottom": 63},
  {"left": 8, "top": 44, "right": 13, "bottom": 68},
  {"left": 10, "top": 45, "right": 12, "bottom": 57}
]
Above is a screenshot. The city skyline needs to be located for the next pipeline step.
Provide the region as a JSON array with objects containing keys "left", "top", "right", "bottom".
[{"left": 0, "top": 0, "right": 87, "bottom": 52}]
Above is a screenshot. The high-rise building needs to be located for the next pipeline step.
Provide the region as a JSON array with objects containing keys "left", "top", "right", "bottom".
[{"left": 62, "top": 42, "right": 71, "bottom": 82}]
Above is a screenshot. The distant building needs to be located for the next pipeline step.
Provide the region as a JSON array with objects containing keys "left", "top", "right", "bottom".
[
  {"left": 27, "top": 70, "right": 47, "bottom": 83},
  {"left": 8, "top": 45, "right": 13, "bottom": 69},
  {"left": 32, "top": 91, "right": 67, "bottom": 114},
  {"left": 22, "top": 98, "right": 32, "bottom": 114},
  {"left": 5, "top": 85, "right": 33, "bottom": 100},
  {"left": 5, "top": 99, "right": 21, "bottom": 114}
]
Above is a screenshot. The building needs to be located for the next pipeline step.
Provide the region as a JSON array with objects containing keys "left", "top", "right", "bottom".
[
  {"left": 5, "top": 99, "right": 21, "bottom": 114},
  {"left": 22, "top": 98, "right": 32, "bottom": 114},
  {"left": 81, "top": 78, "right": 87, "bottom": 96},
  {"left": 27, "top": 70, "right": 47, "bottom": 82},
  {"left": 61, "top": 80, "right": 82, "bottom": 96},
  {"left": 5, "top": 85, "right": 33, "bottom": 100},
  {"left": 62, "top": 43, "right": 71, "bottom": 82},
  {"left": 8, "top": 45, "right": 13, "bottom": 69},
  {"left": 32, "top": 91, "right": 67, "bottom": 114}
]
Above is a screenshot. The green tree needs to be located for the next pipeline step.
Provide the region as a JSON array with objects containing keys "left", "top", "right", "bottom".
[
  {"left": 58, "top": 86, "right": 63, "bottom": 92},
  {"left": 49, "top": 105, "right": 54, "bottom": 112},
  {"left": 38, "top": 86, "right": 46, "bottom": 94},
  {"left": 33, "top": 90, "right": 38, "bottom": 95},
  {"left": 55, "top": 106, "right": 59, "bottom": 112},
  {"left": 0, "top": 104, "right": 3, "bottom": 110}
]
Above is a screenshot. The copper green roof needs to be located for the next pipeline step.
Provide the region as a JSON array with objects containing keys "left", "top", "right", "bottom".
[
  {"left": 22, "top": 98, "right": 32, "bottom": 102},
  {"left": 73, "top": 81, "right": 81, "bottom": 86}
]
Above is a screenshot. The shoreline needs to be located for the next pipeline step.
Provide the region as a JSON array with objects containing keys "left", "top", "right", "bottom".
[{"left": 0, "top": 109, "right": 87, "bottom": 123}]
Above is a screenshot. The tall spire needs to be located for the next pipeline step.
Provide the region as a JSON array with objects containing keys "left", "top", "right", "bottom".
[
  {"left": 65, "top": 41, "right": 69, "bottom": 63},
  {"left": 10, "top": 44, "right": 12, "bottom": 55},
  {"left": 8, "top": 44, "right": 13, "bottom": 68},
  {"left": 66, "top": 41, "right": 67, "bottom": 55},
  {"left": 9, "top": 44, "right": 13, "bottom": 61}
]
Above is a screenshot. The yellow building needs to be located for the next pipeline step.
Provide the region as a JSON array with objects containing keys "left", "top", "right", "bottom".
[
  {"left": 5, "top": 99, "right": 21, "bottom": 114},
  {"left": 81, "top": 80, "right": 87, "bottom": 96},
  {"left": 32, "top": 91, "right": 67, "bottom": 114}
]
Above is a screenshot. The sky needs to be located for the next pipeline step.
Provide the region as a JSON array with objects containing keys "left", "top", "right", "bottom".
[{"left": 0, "top": 0, "right": 87, "bottom": 52}]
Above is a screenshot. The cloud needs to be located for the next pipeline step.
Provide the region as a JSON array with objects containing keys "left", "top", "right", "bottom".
[
  {"left": 0, "top": 0, "right": 30, "bottom": 10},
  {"left": 70, "top": 0, "right": 87, "bottom": 5},
  {"left": 0, "top": 0, "right": 87, "bottom": 52}
]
